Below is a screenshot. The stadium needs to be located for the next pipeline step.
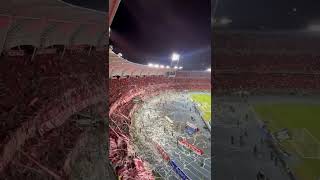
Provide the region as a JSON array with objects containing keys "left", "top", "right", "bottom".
[
  {"left": 109, "top": 50, "right": 211, "bottom": 179},
  {"left": 0, "top": 0, "right": 211, "bottom": 179},
  {"left": 109, "top": 1, "right": 211, "bottom": 179},
  {"left": 214, "top": 30, "right": 320, "bottom": 180},
  {"left": 0, "top": 0, "right": 113, "bottom": 179}
]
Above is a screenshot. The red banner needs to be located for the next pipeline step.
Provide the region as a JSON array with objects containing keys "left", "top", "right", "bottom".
[
  {"left": 154, "top": 142, "right": 170, "bottom": 161},
  {"left": 178, "top": 138, "right": 204, "bottom": 155}
]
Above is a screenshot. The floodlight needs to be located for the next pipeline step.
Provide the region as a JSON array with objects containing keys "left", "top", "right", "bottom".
[
  {"left": 148, "top": 63, "right": 154, "bottom": 67},
  {"left": 166, "top": 65, "right": 170, "bottom": 69},
  {"left": 171, "top": 53, "right": 180, "bottom": 61},
  {"left": 160, "top": 65, "right": 164, "bottom": 68},
  {"left": 179, "top": 66, "right": 183, "bottom": 69},
  {"left": 174, "top": 66, "right": 178, "bottom": 69},
  {"left": 206, "top": 68, "right": 211, "bottom": 72},
  {"left": 118, "top": 53, "right": 123, "bottom": 57},
  {"left": 154, "top": 64, "right": 160, "bottom": 68}
]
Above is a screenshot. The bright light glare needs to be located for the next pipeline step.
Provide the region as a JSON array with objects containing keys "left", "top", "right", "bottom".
[
  {"left": 179, "top": 66, "right": 183, "bottom": 69},
  {"left": 148, "top": 63, "right": 154, "bottom": 67},
  {"left": 206, "top": 68, "right": 211, "bottom": 72},
  {"left": 166, "top": 65, "right": 170, "bottom": 69},
  {"left": 154, "top": 64, "right": 160, "bottom": 68},
  {"left": 171, "top": 53, "right": 180, "bottom": 61},
  {"left": 160, "top": 65, "right": 164, "bottom": 68},
  {"left": 118, "top": 53, "right": 122, "bottom": 57},
  {"left": 308, "top": 24, "right": 320, "bottom": 31},
  {"left": 174, "top": 66, "right": 178, "bottom": 69}
]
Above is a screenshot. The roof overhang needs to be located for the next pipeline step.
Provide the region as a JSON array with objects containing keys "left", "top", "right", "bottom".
[
  {"left": 0, "top": 0, "right": 107, "bottom": 52},
  {"left": 109, "top": 0, "right": 121, "bottom": 26}
]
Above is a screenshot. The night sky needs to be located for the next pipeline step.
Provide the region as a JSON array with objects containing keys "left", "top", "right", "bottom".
[
  {"left": 63, "top": 0, "right": 320, "bottom": 70},
  {"left": 110, "top": 0, "right": 211, "bottom": 71},
  {"left": 63, "top": 0, "right": 107, "bottom": 12},
  {"left": 214, "top": 0, "right": 320, "bottom": 31}
]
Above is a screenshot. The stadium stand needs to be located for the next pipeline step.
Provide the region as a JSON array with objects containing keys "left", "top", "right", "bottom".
[
  {"left": 0, "top": 0, "right": 115, "bottom": 179},
  {"left": 214, "top": 30, "right": 320, "bottom": 94},
  {"left": 108, "top": 50, "right": 211, "bottom": 179},
  {"left": 213, "top": 30, "right": 320, "bottom": 180},
  {"left": 0, "top": 0, "right": 211, "bottom": 178}
]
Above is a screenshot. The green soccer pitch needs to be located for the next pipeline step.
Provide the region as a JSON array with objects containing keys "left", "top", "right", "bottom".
[
  {"left": 254, "top": 103, "right": 320, "bottom": 180},
  {"left": 190, "top": 93, "right": 211, "bottom": 123}
]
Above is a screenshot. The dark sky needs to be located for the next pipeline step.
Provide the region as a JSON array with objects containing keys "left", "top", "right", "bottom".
[
  {"left": 63, "top": 0, "right": 320, "bottom": 69},
  {"left": 215, "top": 0, "right": 320, "bottom": 31},
  {"left": 110, "top": 0, "right": 211, "bottom": 71},
  {"left": 63, "top": 0, "right": 107, "bottom": 12}
]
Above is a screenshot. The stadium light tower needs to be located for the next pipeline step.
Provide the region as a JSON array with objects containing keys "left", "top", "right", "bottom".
[
  {"left": 171, "top": 53, "right": 180, "bottom": 61},
  {"left": 171, "top": 52, "right": 180, "bottom": 69}
]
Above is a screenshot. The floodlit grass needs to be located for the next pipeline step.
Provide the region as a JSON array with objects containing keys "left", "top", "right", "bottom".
[
  {"left": 190, "top": 93, "right": 211, "bottom": 122},
  {"left": 254, "top": 103, "right": 320, "bottom": 180}
]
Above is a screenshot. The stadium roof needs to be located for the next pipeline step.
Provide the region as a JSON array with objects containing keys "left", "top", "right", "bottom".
[
  {"left": 109, "top": 49, "right": 174, "bottom": 77},
  {"left": 109, "top": 0, "right": 121, "bottom": 26},
  {"left": 108, "top": 0, "right": 171, "bottom": 77},
  {"left": 0, "top": 0, "right": 107, "bottom": 53}
]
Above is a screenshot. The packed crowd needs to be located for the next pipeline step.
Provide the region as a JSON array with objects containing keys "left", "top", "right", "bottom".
[
  {"left": 214, "top": 31, "right": 320, "bottom": 53},
  {"left": 109, "top": 76, "right": 210, "bottom": 108},
  {"left": 215, "top": 52, "right": 320, "bottom": 72},
  {"left": 0, "top": 50, "right": 107, "bottom": 177},
  {"left": 215, "top": 72, "right": 320, "bottom": 93},
  {"left": 108, "top": 74, "right": 211, "bottom": 179},
  {"left": 3, "top": 118, "right": 85, "bottom": 179},
  {"left": 0, "top": 47, "right": 211, "bottom": 178},
  {"left": 214, "top": 31, "right": 320, "bottom": 93}
]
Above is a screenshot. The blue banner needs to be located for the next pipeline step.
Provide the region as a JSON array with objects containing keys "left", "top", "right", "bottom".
[
  {"left": 185, "top": 127, "right": 196, "bottom": 135},
  {"left": 169, "top": 160, "right": 190, "bottom": 180}
]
